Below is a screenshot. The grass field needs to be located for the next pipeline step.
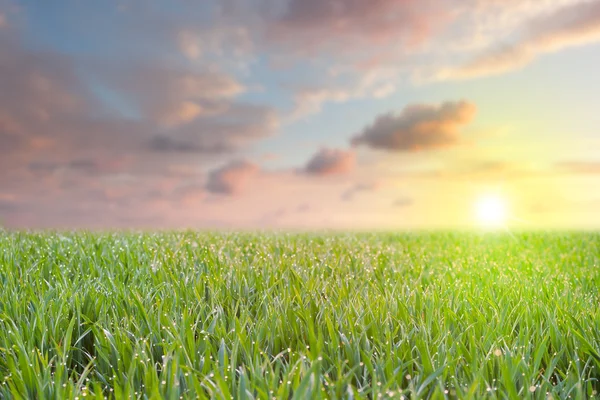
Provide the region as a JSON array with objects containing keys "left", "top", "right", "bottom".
[{"left": 0, "top": 231, "right": 599, "bottom": 399}]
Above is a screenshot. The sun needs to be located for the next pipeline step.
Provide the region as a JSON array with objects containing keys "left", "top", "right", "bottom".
[{"left": 475, "top": 195, "right": 508, "bottom": 227}]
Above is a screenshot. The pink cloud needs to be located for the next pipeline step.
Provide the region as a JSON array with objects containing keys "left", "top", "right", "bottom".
[
  {"left": 304, "top": 148, "right": 356, "bottom": 176},
  {"left": 205, "top": 160, "right": 260, "bottom": 195},
  {"left": 269, "top": 0, "right": 447, "bottom": 53}
]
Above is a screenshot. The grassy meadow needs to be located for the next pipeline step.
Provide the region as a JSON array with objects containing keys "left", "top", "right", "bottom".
[{"left": 0, "top": 231, "right": 599, "bottom": 399}]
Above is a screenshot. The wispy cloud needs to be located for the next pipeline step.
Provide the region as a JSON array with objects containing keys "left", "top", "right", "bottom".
[{"left": 440, "top": 0, "right": 600, "bottom": 79}]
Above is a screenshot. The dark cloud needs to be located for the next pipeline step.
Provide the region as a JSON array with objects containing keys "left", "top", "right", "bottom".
[
  {"left": 68, "top": 159, "right": 98, "bottom": 172},
  {"left": 205, "top": 160, "right": 259, "bottom": 195},
  {"left": 147, "top": 135, "right": 231, "bottom": 154},
  {"left": 352, "top": 101, "right": 476, "bottom": 152},
  {"left": 304, "top": 148, "right": 355, "bottom": 176},
  {"left": 27, "top": 161, "right": 60, "bottom": 173}
]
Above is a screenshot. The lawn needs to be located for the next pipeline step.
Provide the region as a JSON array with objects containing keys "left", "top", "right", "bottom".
[{"left": 0, "top": 231, "right": 599, "bottom": 399}]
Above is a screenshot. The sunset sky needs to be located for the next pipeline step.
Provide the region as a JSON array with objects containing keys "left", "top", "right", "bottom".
[{"left": 1, "top": 0, "right": 599, "bottom": 229}]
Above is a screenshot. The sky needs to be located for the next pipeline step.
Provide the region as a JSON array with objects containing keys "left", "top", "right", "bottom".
[{"left": 0, "top": 0, "right": 599, "bottom": 230}]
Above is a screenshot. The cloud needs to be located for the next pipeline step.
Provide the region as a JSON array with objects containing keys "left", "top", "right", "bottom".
[
  {"left": 288, "top": 67, "right": 399, "bottom": 120},
  {"left": 296, "top": 203, "right": 311, "bottom": 213},
  {"left": 0, "top": 34, "right": 150, "bottom": 165},
  {"left": 443, "top": 160, "right": 525, "bottom": 180},
  {"left": 100, "top": 65, "right": 245, "bottom": 124},
  {"left": 442, "top": 0, "right": 600, "bottom": 79},
  {"left": 393, "top": 197, "right": 414, "bottom": 208},
  {"left": 4, "top": 0, "right": 600, "bottom": 229},
  {"left": 341, "top": 182, "right": 381, "bottom": 201},
  {"left": 88, "top": 61, "right": 279, "bottom": 153},
  {"left": 74, "top": 0, "right": 600, "bottom": 128},
  {"left": 140, "top": 102, "right": 279, "bottom": 155},
  {"left": 261, "top": 1, "right": 453, "bottom": 116},
  {"left": 205, "top": 160, "right": 260, "bottom": 195},
  {"left": 0, "top": 34, "right": 108, "bottom": 166},
  {"left": 0, "top": 28, "right": 279, "bottom": 227},
  {"left": 147, "top": 135, "right": 231, "bottom": 154},
  {"left": 0, "top": 127, "right": 24, "bottom": 156},
  {"left": 555, "top": 161, "right": 600, "bottom": 175},
  {"left": 268, "top": 0, "right": 447, "bottom": 54},
  {"left": 0, "top": 198, "right": 17, "bottom": 212},
  {"left": 394, "top": 160, "right": 548, "bottom": 181},
  {"left": 352, "top": 100, "right": 476, "bottom": 152},
  {"left": 177, "top": 30, "right": 203, "bottom": 60},
  {"left": 304, "top": 148, "right": 356, "bottom": 176},
  {"left": 0, "top": 31, "right": 279, "bottom": 161},
  {"left": 151, "top": 1, "right": 448, "bottom": 121},
  {"left": 176, "top": 25, "right": 255, "bottom": 66},
  {"left": 257, "top": 207, "right": 288, "bottom": 225},
  {"left": 160, "top": 101, "right": 207, "bottom": 127},
  {"left": 94, "top": 64, "right": 281, "bottom": 153},
  {"left": 173, "top": 183, "right": 206, "bottom": 206}
]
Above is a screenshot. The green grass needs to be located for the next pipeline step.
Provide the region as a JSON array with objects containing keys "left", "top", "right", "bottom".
[{"left": 0, "top": 231, "right": 599, "bottom": 399}]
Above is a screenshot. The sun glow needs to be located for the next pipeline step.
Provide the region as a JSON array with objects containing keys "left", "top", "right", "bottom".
[{"left": 475, "top": 195, "right": 508, "bottom": 227}]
